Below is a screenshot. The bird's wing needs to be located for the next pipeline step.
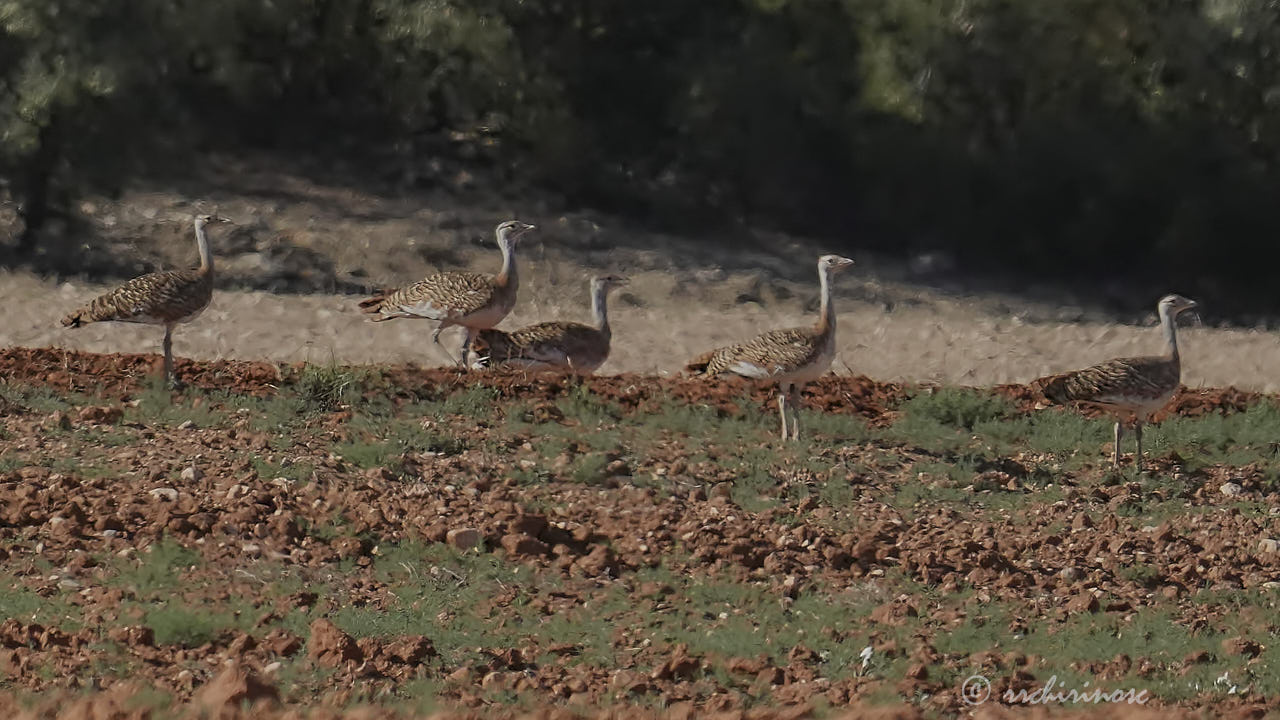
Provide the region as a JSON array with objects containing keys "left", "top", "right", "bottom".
[
  {"left": 64, "top": 270, "right": 208, "bottom": 326},
  {"left": 378, "top": 272, "right": 495, "bottom": 320},
  {"left": 697, "top": 327, "right": 819, "bottom": 379},
  {"left": 478, "top": 322, "right": 602, "bottom": 369},
  {"left": 1035, "top": 355, "right": 1179, "bottom": 405}
]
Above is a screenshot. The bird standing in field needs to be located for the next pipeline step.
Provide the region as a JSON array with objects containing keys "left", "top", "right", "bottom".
[
  {"left": 61, "top": 213, "right": 231, "bottom": 389},
  {"left": 686, "top": 255, "right": 855, "bottom": 441},
  {"left": 358, "top": 220, "right": 535, "bottom": 368},
  {"left": 1032, "top": 294, "right": 1199, "bottom": 470},
  {"left": 469, "top": 274, "right": 628, "bottom": 374}
]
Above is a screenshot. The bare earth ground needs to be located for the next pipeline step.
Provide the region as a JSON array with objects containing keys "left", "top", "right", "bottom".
[
  {"left": 1, "top": 165, "right": 1278, "bottom": 390},
  {"left": 0, "top": 349, "right": 1278, "bottom": 719}
]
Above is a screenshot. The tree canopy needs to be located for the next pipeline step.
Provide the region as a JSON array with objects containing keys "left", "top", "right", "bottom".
[{"left": 3, "top": 0, "right": 1279, "bottom": 311}]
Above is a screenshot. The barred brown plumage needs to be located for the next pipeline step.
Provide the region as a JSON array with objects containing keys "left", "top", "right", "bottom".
[
  {"left": 687, "top": 254, "right": 855, "bottom": 440},
  {"left": 469, "top": 274, "right": 627, "bottom": 374},
  {"left": 358, "top": 220, "right": 535, "bottom": 367},
  {"left": 60, "top": 214, "right": 230, "bottom": 388},
  {"left": 1032, "top": 294, "right": 1199, "bottom": 469}
]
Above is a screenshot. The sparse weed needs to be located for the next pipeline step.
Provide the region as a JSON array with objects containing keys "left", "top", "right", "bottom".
[
  {"left": 901, "top": 387, "right": 1014, "bottom": 429},
  {"left": 0, "top": 454, "right": 21, "bottom": 473},
  {"left": 335, "top": 415, "right": 467, "bottom": 470},
  {"left": 108, "top": 540, "right": 201, "bottom": 597},
  {"left": 557, "top": 383, "right": 623, "bottom": 428},
  {"left": 129, "top": 379, "right": 224, "bottom": 428},
  {"left": 432, "top": 385, "right": 500, "bottom": 419},
  {"left": 569, "top": 452, "right": 612, "bottom": 485},
  {"left": 0, "top": 576, "right": 74, "bottom": 627},
  {"left": 144, "top": 603, "right": 239, "bottom": 647},
  {"left": 799, "top": 411, "right": 871, "bottom": 443},
  {"left": 294, "top": 363, "right": 369, "bottom": 413},
  {"left": 0, "top": 380, "right": 76, "bottom": 413}
]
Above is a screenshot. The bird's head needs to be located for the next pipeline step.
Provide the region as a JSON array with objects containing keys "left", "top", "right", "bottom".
[
  {"left": 819, "top": 254, "right": 855, "bottom": 274},
  {"left": 495, "top": 220, "right": 536, "bottom": 248},
  {"left": 593, "top": 274, "right": 629, "bottom": 293},
  {"left": 194, "top": 214, "right": 232, "bottom": 228},
  {"left": 1158, "top": 294, "right": 1198, "bottom": 317}
]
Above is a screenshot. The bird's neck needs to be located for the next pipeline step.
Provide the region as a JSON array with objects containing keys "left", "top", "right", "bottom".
[
  {"left": 195, "top": 223, "right": 213, "bottom": 274},
  {"left": 815, "top": 267, "right": 835, "bottom": 335},
  {"left": 495, "top": 240, "right": 516, "bottom": 289},
  {"left": 591, "top": 284, "right": 611, "bottom": 335},
  {"left": 1160, "top": 306, "right": 1180, "bottom": 361}
]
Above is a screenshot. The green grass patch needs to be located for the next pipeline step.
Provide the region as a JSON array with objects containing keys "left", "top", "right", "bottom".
[
  {"left": 107, "top": 540, "right": 202, "bottom": 597},
  {"left": 144, "top": 603, "right": 241, "bottom": 647}
]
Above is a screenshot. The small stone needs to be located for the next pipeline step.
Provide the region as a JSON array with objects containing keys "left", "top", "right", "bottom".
[
  {"left": 446, "top": 528, "right": 483, "bottom": 551},
  {"left": 1222, "top": 637, "right": 1262, "bottom": 658},
  {"left": 263, "top": 661, "right": 282, "bottom": 676},
  {"left": 178, "top": 420, "right": 195, "bottom": 430},
  {"left": 1183, "top": 650, "right": 1210, "bottom": 665},
  {"left": 1058, "top": 567, "right": 1082, "bottom": 582},
  {"left": 1065, "top": 592, "right": 1099, "bottom": 614},
  {"left": 500, "top": 534, "right": 549, "bottom": 557},
  {"left": 180, "top": 465, "right": 202, "bottom": 482},
  {"left": 148, "top": 488, "right": 179, "bottom": 502},
  {"left": 1221, "top": 482, "right": 1244, "bottom": 497},
  {"left": 1259, "top": 539, "right": 1278, "bottom": 554},
  {"left": 76, "top": 406, "right": 123, "bottom": 425}
]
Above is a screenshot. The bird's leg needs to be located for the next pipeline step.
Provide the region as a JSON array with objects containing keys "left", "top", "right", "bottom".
[
  {"left": 777, "top": 389, "right": 789, "bottom": 441},
  {"left": 1112, "top": 421, "right": 1124, "bottom": 468},
  {"left": 162, "top": 325, "right": 179, "bottom": 390},
  {"left": 431, "top": 324, "right": 462, "bottom": 367},
  {"left": 460, "top": 327, "right": 477, "bottom": 369},
  {"left": 1134, "top": 421, "right": 1144, "bottom": 473},
  {"left": 789, "top": 385, "right": 802, "bottom": 441}
]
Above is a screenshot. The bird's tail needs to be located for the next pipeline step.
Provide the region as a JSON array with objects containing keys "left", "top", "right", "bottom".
[
  {"left": 357, "top": 293, "right": 391, "bottom": 320},
  {"left": 60, "top": 309, "right": 88, "bottom": 328},
  {"left": 684, "top": 349, "right": 719, "bottom": 376},
  {"left": 1031, "top": 372, "right": 1075, "bottom": 405},
  {"left": 470, "top": 329, "right": 513, "bottom": 368}
]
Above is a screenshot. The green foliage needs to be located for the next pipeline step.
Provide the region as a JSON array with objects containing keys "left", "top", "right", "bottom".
[
  {"left": 144, "top": 603, "right": 237, "bottom": 647},
  {"left": 129, "top": 379, "right": 224, "bottom": 428},
  {"left": 108, "top": 540, "right": 201, "bottom": 597},
  {"left": 902, "top": 388, "right": 1014, "bottom": 430},
  {"left": 0, "top": 575, "right": 72, "bottom": 626},
  {"left": 293, "top": 363, "right": 368, "bottom": 414},
  {"left": 8, "top": 0, "right": 1280, "bottom": 309},
  {"left": 334, "top": 414, "right": 467, "bottom": 472},
  {"left": 0, "top": 380, "right": 74, "bottom": 413}
]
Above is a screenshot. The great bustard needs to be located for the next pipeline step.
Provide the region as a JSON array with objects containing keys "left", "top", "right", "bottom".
[
  {"left": 686, "top": 255, "right": 855, "bottom": 440},
  {"left": 469, "top": 274, "right": 628, "bottom": 374},
  {"left": 1032, "top": 294, "right": 1199, "bottom": 470},
  {"left": 358, "top": 220, "right": 535, "bottom": 367},
  {"left": 61, "top": 214, "right": 231, "bottom": 388}
]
